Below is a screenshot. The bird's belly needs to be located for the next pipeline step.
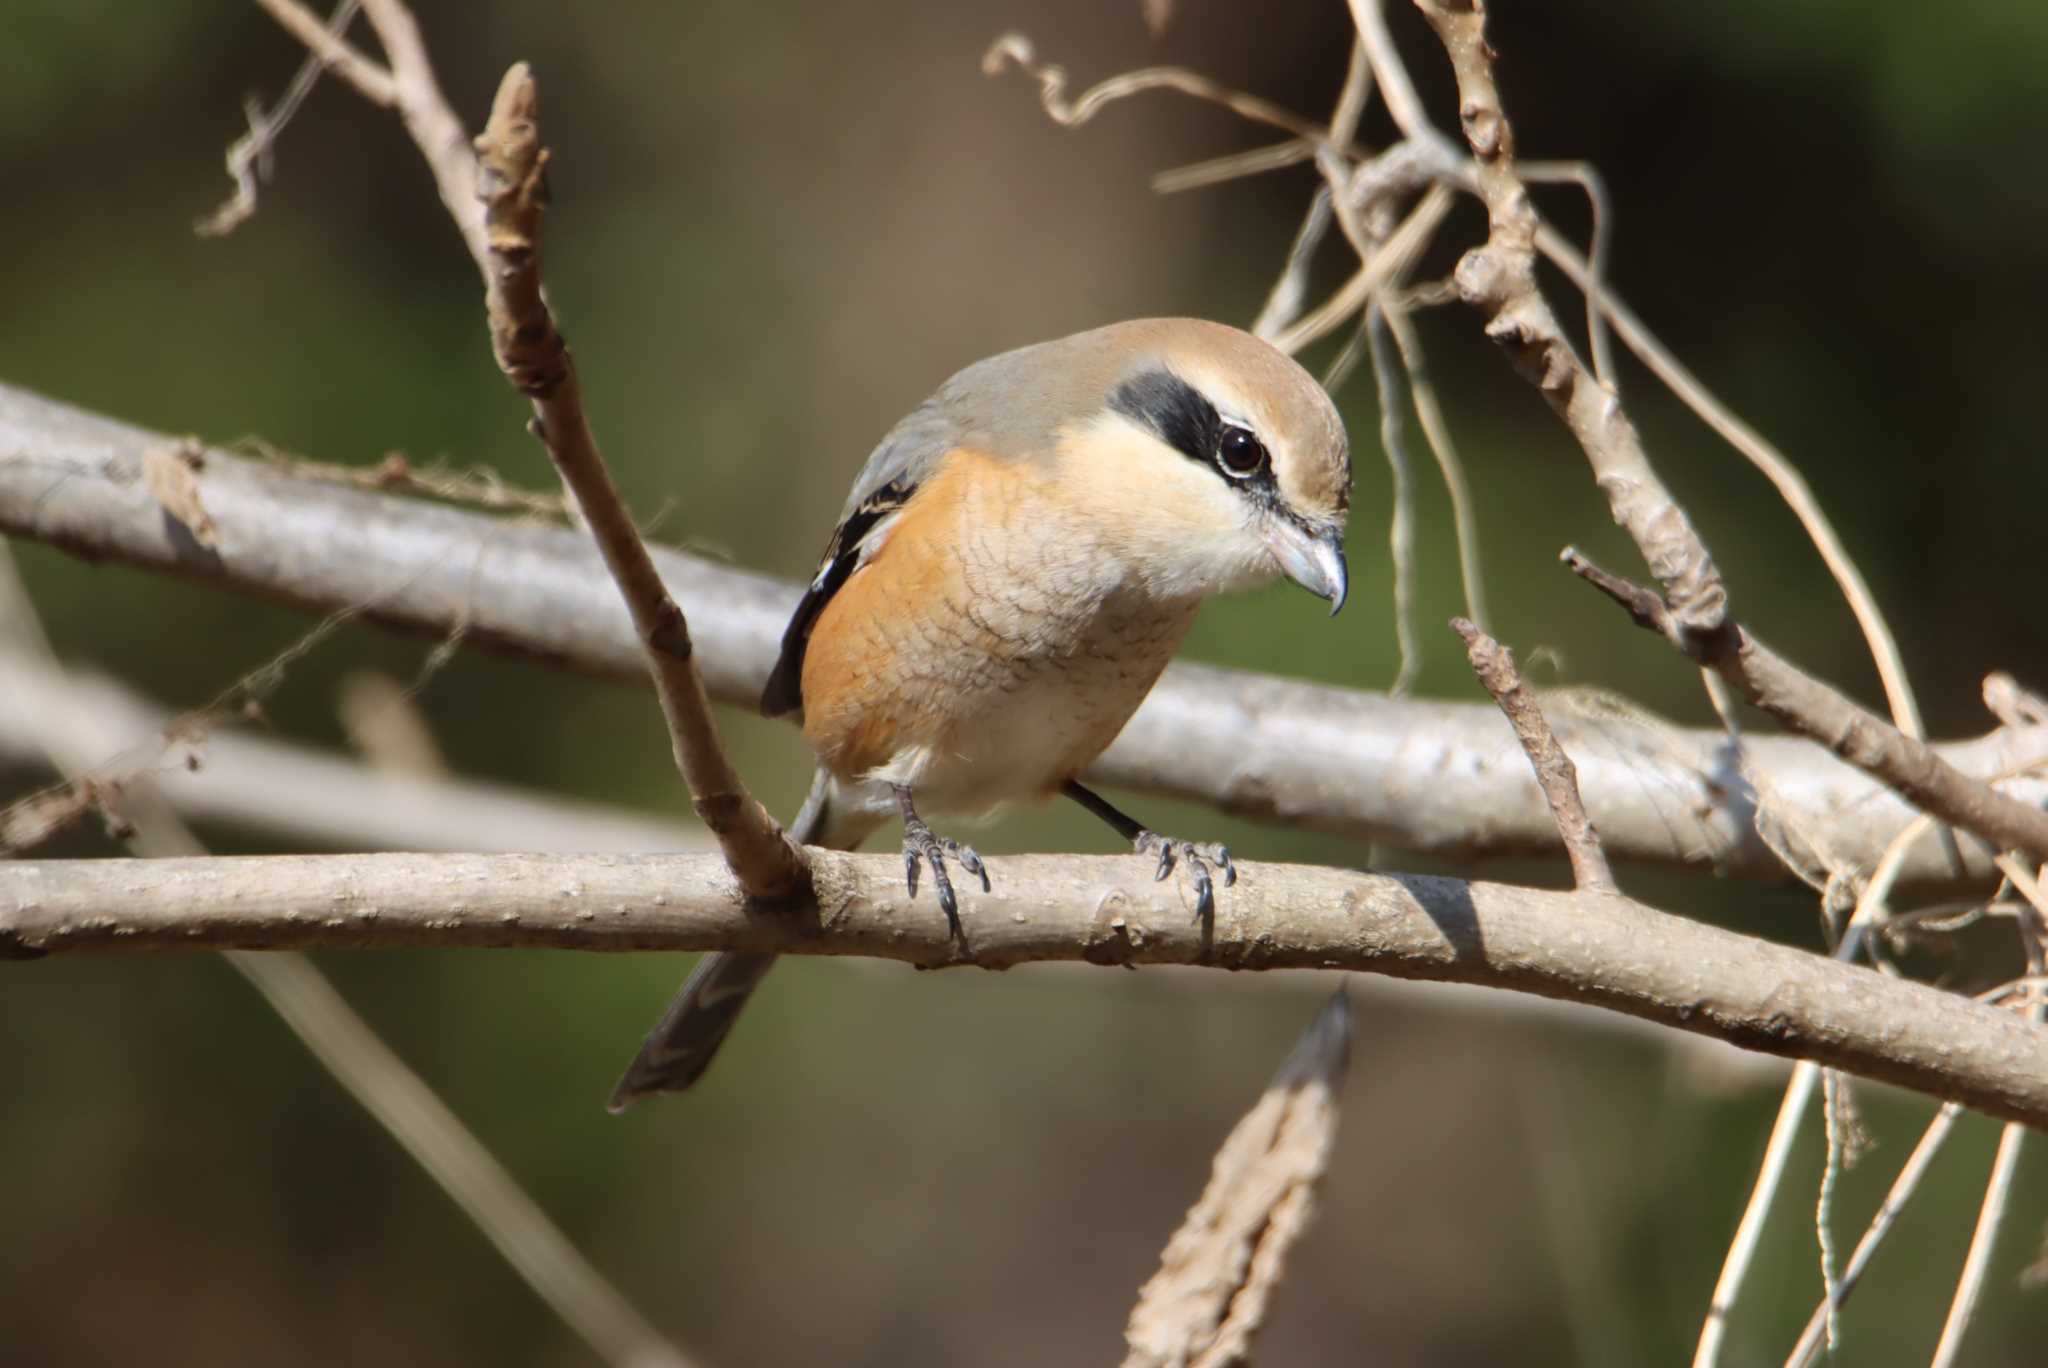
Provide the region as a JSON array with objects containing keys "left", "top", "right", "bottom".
[
  {"left": 802, "top": 573, "right": 1196, "bottom": 815},
  {"left": 900, "top": 613, "right": 1190, "bottom": 813}
]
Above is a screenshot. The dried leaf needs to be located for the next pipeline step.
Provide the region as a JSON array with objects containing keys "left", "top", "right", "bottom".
[
  {"left": 1, "top": 777, "right": 118, "bottom": 854},
  {"left": 143, "top": 440, "right": 220, "bottom": 549}
]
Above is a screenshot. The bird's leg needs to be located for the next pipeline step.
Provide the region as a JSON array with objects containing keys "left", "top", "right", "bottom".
[
  {"left": 893, "top": 784, "right": 989, "bottom": 934},
  {"left": 1060, "top": 780, "right": 1236, "bottom": 920}
]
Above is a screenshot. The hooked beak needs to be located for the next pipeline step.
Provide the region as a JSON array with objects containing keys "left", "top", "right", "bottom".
[{"left": 1266, "top": 517, "right": 1348, "bottom": 615}]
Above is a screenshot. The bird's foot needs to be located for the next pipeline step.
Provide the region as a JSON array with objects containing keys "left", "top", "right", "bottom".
[
  {"left": 899, "top": 804, "right": 990, "bottom": 935},
  {"left": 1133, "top": 831, "right": 1236, "bottom": 920}
]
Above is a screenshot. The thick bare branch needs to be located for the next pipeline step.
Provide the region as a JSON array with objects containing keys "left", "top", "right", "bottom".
[
  {"left": 10, "top": 850, "right": 2048, "bottom": 1130},
  {"left": 7, "top": 381, "right": 2046, "bottom": 889}
]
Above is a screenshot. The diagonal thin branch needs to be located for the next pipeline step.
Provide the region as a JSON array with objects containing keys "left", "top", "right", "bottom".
[
  {"left": 1565, "top": 547, "right": 2048, "bottom": 865},
  {"left": 1250, "top": 38, "right": 1373, "bottom": 344},
  {"left": 1409, "top": 0, "right": 1727, "bottom": 643},
  {"left": 1693, "top": 812, "right": 1933, "bottom": 1368},
  {"left": 256, "top": 1, "right": 807, "bottom": 901},
  {"left": 1929, "top": 1102, "right": 2031, "bottom": 1367},
  {"left": 1270, "top": 182, "right": 1452, "bottom": 356},
  {"left": 228, "top": 951, "right": 699, "bottom": 1368},
  {"left": 1532, "top": 225, "right": 1929, "bottom": 746},
  {"left": 1928, "top": 858, "right": 2048, "bottom": 1368},
  {"left": 1453, "top": 619, "right": 1614, "bottom": 893},
  {"left": 350, "top": 0, "right": 488, "bottom": 263},
  {"left": 463, "top": 66, "right": 804, "bottom": 898}
]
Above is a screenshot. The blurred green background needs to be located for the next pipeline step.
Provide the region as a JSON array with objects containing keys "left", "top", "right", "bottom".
[{"left": 6, "top": 2, "right": 2047, "bottom": 1364}]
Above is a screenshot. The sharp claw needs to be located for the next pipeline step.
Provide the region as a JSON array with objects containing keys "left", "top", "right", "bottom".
[
  {"left": 1153, "top": 842, "right": 1175, "bottom": 880},
  {"left": 1217, "top": 847, "right": 1237, "bottom": 887},
  {"left": 959, "top": 845, "right": 992, "bottom": 893},
  {"left": 934, "top": 867, "right": 959, "bottom": 921},
  {"left": 904, "top": 849, "right": 921, "bottom": 900},
  {"left": 1191, "top": 861, "right": 1214, "bottom": 920}
]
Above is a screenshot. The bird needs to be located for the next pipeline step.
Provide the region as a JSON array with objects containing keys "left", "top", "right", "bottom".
[{"left": 607, "top": 317, "right": 1351, "bottom": 1111}]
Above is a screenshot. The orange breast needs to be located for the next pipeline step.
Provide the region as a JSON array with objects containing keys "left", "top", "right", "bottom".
[{"left": 799, "top": 450, "right": 1020, "bottom": 782}]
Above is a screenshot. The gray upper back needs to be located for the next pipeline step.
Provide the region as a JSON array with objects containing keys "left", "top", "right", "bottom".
[{"left": 834, "top": 324, "right": 1153, "bottom": 524}]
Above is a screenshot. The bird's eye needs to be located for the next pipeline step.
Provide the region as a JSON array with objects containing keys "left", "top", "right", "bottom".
[{"left": 1217, "top": 426, "right": 1267, "bottom": 477}]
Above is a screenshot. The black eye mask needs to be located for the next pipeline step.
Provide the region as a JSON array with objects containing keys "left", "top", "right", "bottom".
[{"left": 1109, "top": 367, "right": 1278, "bottom": 503}]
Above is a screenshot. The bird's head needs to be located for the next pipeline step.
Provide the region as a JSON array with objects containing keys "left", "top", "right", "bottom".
[{"left": 1043, "top": 318, "right": 1352, "bottom": 611}]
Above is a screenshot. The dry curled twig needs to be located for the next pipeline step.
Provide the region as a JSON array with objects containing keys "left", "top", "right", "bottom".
[{"left": 200, "top": 1, "right": 366, "bottom": 236}]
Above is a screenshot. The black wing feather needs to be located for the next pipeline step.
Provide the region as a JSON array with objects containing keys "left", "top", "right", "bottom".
[{"left": 759, "top": 478, "right": 915, "bottom": 718}]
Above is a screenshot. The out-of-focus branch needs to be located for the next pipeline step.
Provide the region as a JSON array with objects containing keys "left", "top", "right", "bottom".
[
  {"left": 0, "top": 546, "right": 695, "bottom": 1368},
  {"left": 1695, "top": 815, "right": 1936, "bottom": 1368},
  {"left": 252, "top": 0, "right": 394, "bottom": 105},
  {"left": 8, "top": 381, "right": 2046, "bottom": 889},
  {"left": 1454, "top": 619, "right": 1613, "bottom": 893},
  {"left": 347, "top": 0, "right": 487, "bottom": 263},
  {"left": 201, "top": 2, "right": 367, "bottom": 237},
  {"left": 0, "top": 660, "right": 705, "bottom": 855},
  {"left": 1785, "top": 1100, "right": 1966, "bottom": 1366},
  {"left": 10, "top": 849, "right": 2048, "bottom": 1131},
  {"left": 1927, "top": 858, "right": 2047, "bottom": 1368},
  {"left": 1123, "top": 990, "right": 1351, "bottom": 1368}
]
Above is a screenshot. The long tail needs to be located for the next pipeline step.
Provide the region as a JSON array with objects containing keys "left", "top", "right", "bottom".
[{"left": 605, "top": 767, "right": 883, "bottom": 1112}]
